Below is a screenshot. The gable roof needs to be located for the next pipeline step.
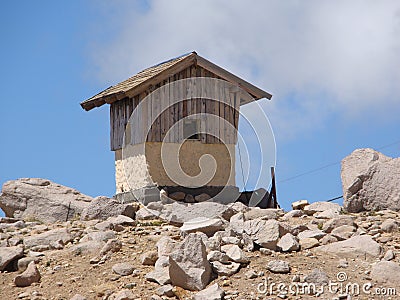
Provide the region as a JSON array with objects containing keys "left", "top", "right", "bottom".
[{"left": 81, "top": 51, "right": 272, "bottom": 111}]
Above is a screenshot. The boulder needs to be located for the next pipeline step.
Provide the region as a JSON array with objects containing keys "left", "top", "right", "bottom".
[
  {"left": 207, "top": 251, "right": 230, "bottom": 263},
  {"left": 303, "top": 202, "right": 341, "bottom": 215},
  {"left": 24, "top": 228, "right": 73, "bottom": 249},
  {"left": 141, "top": 251, "right": 158, "bottom": 266},
  {"left": 298, "top": 230, "right": 326, "bottom": 240},
  {"left": 222, "top": 244, "right": 249, "bottom": 264},
  {"left": 330, "top": 225, "right": 356, "bottom": 240},
  {"left": 266, "top": 260, "right": 290, "bottom": 273},
  {"left": 168, "top": 233, "right": 212, "bottom": 291},
  {"left": 380, "top": 219, "right": 398, "bottom": 233},
  {"left": 193, "top": 283, "right": 224, "bottom": 300},
  {"left": 371, "top": 261, "right": 400, "bottom": 285},
  {"left": 315, "top": 235, "right": 382, "bottom": 259},
  {"left": 211, "top": 261, "right": 241, "bottom": 276},
  {"left": 180, "top": 217, "right": 224, "bottom": 237},
  {"left": 108, "top": 290, "right": 135, "bottom": 300},
  {"left": 322, "top": 215, "right": 355, "bottom": 233},
  {"left": 341, "top": 148, "right": 400, "bottom": 212},
  {"left": 112, "top": 262, "right": 134, "bottom": 276},
  {"left": 244, "top": 219, "right": 289, "bottom": 250},
  {"left": 17, "top": 257, "right": 40, "bottom": 272},
  {"left": 155, "top": 284, "right": 174, "bottom": 297},
  {"left": 80, "top": 196, "right": 139, "bottom": 220},
  {"left": 304, "top": 268, "right": 329, "bottom": 285},
  {"left": 14, "top": 261, "right": 41, "bottom": 287},
  {"left": 135, "top": 207, "right": 157, "bottom": 220},
  {"left": 0, "top": 178, "right": 92, "bottom": 223},
  {"left": 291, "top": 200, "right": 309, "bottom": 210},
  {"left": 145, "top": 268, "right": 171, "bottom": 285},
  {"left": 156, "top": 202, "right": 235, "bottom": 225},
  {"left": 299, "top": 238, "right": 320, "bottom": 250},
  {"left": 243, "top": 208, "right": 281, "bottom": 221},
  {"left": 0, "top": 246, "right": 24, "bottom": 271},
  {"left": 277, "top": 233, "right": 300, "bottom": 252}
]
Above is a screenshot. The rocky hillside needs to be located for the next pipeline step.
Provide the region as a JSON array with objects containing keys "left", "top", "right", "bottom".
[{"left": 0, "top": 148, "right": 399, "bottom": 300}]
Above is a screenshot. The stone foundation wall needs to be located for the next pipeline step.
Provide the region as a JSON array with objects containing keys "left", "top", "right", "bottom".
[{"left": 115, "top": 141, "right": 235, "bottom": 193}]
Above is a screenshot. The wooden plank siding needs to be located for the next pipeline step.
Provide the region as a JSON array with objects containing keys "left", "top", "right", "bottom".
[{"left": 110, "top": 65, "right": 242, "bottom": 151}]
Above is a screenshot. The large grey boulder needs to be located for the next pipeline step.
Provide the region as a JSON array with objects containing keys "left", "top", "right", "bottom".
[
  {"left": 169, "top": 233, "right": 212, "bottom": 291},
  {"left": 315, "top": 235, "right": 382, "bottom": 259},
  {"left": 341, "top": 149, "right": 400, "bottom": 212},
  {"left": 0, "top": 178, "right": 92, "bottom": 223},
  {"left": 80, "top": 196, "right": 139, "bottom": 220}
]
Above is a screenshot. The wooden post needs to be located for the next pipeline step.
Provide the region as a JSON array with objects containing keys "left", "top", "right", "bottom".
[{"left": 270, "top": 167, "right": 278, "bottom": 208}]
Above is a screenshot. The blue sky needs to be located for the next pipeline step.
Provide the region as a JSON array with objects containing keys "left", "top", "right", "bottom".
[{"left": 1, "top": 1, "right": 399, "bottom": 215}]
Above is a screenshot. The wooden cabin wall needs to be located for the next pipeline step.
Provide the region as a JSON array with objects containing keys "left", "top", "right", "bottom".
[{"left": 110, "top": 65, "right": 240, "bottom": 151}]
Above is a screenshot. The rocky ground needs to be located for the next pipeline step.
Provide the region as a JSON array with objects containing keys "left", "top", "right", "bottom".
[
  {"left": 1, "top": 148, "right": 399, "bottom": 300},
  {"left": 1, "top": 200, "right": 400, "bottom": 300}
]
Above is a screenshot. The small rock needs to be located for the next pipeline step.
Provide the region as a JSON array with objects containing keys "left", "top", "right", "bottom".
[
  {"left": 100, "top": 239, "right": 122, "bottom": 255},
  {"left": 108, "top": 289, "right": 135, "bottom": 300},
  {"left": 17, "top": 257, "right": 40, "bottom": 272},
  {"left": 155, "top": 284, "right": 175, "bottom": 297},
  {"left": 184, "top": 194, "right": 195, "bottom": 203},
  {"left": 245, "top": 269, "right": 259, "bottom": 279},
  {"left": 291, "top": 199, "right": 309, "bottom": 210},
  {"left": 277, "top": 233, "right": 300, "bottom": 252},
  {"left": 298, "top": 230, "right": 326, "bottom": 240},
  {"left": 145, "top": 268, "right": 171, "bottom": 285},
  {"left": 141, "top": 250, "right": 158, "bottom": 266},
  {"left": 267, "top": 260, "right": 290, "bottom": 274},
  {"left": 299, "top": 238, "right": 320, "bottom": 249},
  {"left": 211, "top": 261, "right": 241, "bottom": 276},
  {"left": 207, "top": 251, "right": 230, "bottom": 263},
  {"left": 303, "top": 202, "right": 340, "bottom": 215},
  {"left": 193, "top": 283, "right": 224, "bottom": 300},
  {"left": 70, "top": 294, "right": 87, "bottom": 300},
  {"left": 380, "top": 219, "right": 398, "bottom": 233},
  {"left": 169, "top": 192, "right": 186, "bottom": 201},
  {"left": 283, "top": 210, "right": 304, "bottom": 219},
  {"left": 135, "top": 208, "right": 156, "bottom": 220},
  {"left": 322, "top": 216, "right": 355, "bottom": 233},
  {"left": 320, "top": 234, "right": 338, "bottom": 245},
  {"left": 222, "top": 244, "right": 249, "bottom": 264},
  {"left": 304, "top": 268, "right": 329, "bottom": 285},
  {"left": 112, "top": 262, "right": 134, "bottom": 276},
  {"left": 337, "top": 259, "right": 348, "bottom": 268},
  {"left": 383, "top": 249, "right": 395, "bottom": 261},
  {"left": 331, "top": 225, "right": 356, "bottom": 241},
  {"left": 195, "top": 193, "right": 211, "bottom": 202},
  {"left": 14, "top": 261, "right": 41, "bottom": 287}
]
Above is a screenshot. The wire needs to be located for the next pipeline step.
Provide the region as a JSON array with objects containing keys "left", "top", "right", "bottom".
[{"left": 278, "top": 138, "right": 400, "bottom": 184}]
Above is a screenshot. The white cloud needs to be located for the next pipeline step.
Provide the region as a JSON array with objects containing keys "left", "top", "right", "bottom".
[{"left": 88, "top": 0, "right": 400, "bottom": 140}]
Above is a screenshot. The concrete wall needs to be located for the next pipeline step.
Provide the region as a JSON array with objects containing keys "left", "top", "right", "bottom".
[{"left": 115, "top": 141, "right": 235, "bottom": 193}]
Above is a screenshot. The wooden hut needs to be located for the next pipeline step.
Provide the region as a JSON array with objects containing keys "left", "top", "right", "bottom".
[{"left": 81, "top": 52, "right": 272, "bottom": 201}]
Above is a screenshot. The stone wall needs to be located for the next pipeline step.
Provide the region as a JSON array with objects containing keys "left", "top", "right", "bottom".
[{"left": 115, "top": 141, "right": 235, "bottom": 193}]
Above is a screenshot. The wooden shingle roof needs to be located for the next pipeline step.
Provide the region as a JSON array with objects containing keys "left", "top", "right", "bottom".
[{"left": 81, "top": 51, "right": 272, "bottom": 111}]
